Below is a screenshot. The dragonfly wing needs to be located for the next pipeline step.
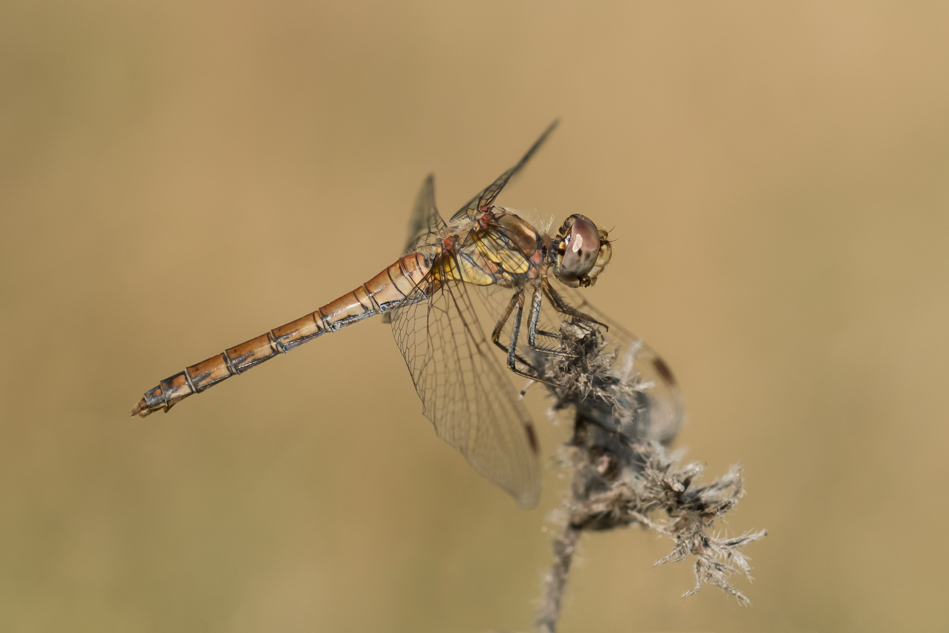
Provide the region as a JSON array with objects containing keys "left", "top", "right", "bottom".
[
  {"left": 389, "top": 274, "right": 542, "bottom": 507},
  {"left": 450, "top": 120, "right": 560, "bottom": 222},
  {"left": 403, "top": 174, "right": 446, "bottom": 255},
  {"left": 383, "top": 176, "right": 446, "bottom": 325},
  {"left": 549, "top": 284, "right": 685, "bottom": 444}
]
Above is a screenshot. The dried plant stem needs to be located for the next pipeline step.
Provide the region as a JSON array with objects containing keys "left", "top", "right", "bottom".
[
  {"left": 535, "top": 515, "right": 581, "bottom": 633},
  {"left": 526, "top": 321, "right": 764, "bottom": 631}
]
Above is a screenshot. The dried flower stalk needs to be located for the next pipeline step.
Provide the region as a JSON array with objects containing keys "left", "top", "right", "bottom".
[{"left": 531, "top": 320, "right": 766, "bottom": 632}]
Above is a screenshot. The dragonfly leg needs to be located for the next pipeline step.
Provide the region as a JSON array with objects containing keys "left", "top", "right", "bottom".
[
  {"left": 505, "top": 292, "right": 565, "bottom": 388},
  {"left": 542, "top": 278, "right": 608, "bottom": 330},
  {"left": 492, "top": 290, "right": 540, "bottom": 371},
  {"left": 491, "top": 292, "right": 519, "bottom": 355},
  {"left": 491, "top": 288, "right": 581, "bottom": 387},
  {"left": 526, "top": 287, "right": 576, "bottom": 359}
]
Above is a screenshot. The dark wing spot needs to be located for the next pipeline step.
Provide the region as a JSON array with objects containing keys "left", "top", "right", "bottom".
[
  {"left": 653, "top": 356, "right": 676, "bottom": 386},
  {"left": 524, "top": 423, "right": 539, "bottom": 455}
]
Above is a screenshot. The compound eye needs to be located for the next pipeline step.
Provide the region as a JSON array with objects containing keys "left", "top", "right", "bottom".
[{"left": 560, "top": 214, "right": 600, "bottom": 279}]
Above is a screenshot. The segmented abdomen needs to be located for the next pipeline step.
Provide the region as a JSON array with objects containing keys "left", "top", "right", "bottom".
[{"left": 131, "top": 253, "right": 430, "bottom": 417}]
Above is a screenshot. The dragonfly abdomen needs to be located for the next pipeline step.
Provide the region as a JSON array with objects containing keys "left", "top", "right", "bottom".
[{"left": 130, "top": 253, "right": 430, "bottom": 417}]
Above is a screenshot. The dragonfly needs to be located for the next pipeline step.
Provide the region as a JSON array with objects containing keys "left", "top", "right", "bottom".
[{"left": 130, "top": 121, "right": 683, "bottom": 507}]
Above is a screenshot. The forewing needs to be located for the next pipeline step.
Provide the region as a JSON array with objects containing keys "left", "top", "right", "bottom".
[
  {"left": 389, "top": 273, "right": 542, "bottom": 507},
  {"left": 403, "top": 174, "right": 446, "bottom": 254},
  {"left": 553, "top": 284, "right": 684, "bottom": 444},
  {"left": 450, "top": 120, "right": 559, "bottom": 222}
]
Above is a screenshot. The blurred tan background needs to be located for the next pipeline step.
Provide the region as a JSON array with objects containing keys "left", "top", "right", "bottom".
[{"left": 2, "top": 2, "right": 948, "bottom": 631}]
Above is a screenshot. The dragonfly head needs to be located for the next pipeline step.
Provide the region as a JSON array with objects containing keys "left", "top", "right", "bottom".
[{"left": 551, "top": 214, "right": 612, "bottom": 288}]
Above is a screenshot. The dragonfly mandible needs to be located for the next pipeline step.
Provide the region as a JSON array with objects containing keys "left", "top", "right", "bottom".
[{"left": 130, "top": 121, "right": 681, "bottom": 507}]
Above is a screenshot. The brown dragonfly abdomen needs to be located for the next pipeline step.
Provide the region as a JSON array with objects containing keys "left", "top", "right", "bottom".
[{"left": 130, "top": 253, "right": 431, "bottom": 417}]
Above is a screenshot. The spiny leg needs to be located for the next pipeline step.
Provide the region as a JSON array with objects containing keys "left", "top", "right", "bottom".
[
  {"left": 542, "top": 278, "right": 607, "bottom": 330},
  {"left": 526, "top": 286, "right": 576, "bottom": 358},
  {"left": 491, "top": 288, "right": 579, "bottom": 387},
  {"left": 492, "top": 290, "right": 536, "bottom": 370},
  {"left": 504, "top": 291, "right": 564, "bottom": 388},
  {"left": 510, "top": 280, "right": 609, "bottom": 393},
  {"left": 514, "top": 287, "right": 577, "bottom": 397},
  {"left": 491, "top": 289, "right": 570, "bottom": 367}
]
